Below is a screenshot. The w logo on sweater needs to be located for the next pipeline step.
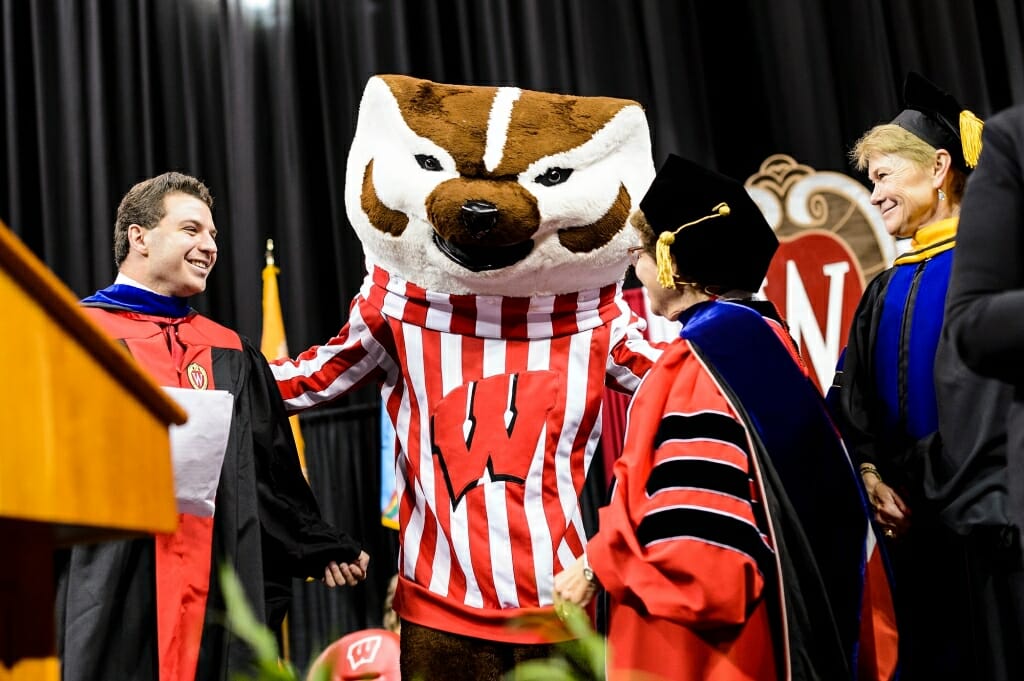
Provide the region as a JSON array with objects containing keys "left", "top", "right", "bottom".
[{"left": 431, "top": 371, "right": 562, "bottom": 507}]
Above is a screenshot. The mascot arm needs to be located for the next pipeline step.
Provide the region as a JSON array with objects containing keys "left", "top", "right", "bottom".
[
  {"left": 606, "top": 308, "right": 664, "bottom": 394},
  {"left": 270, "top": 293, "right": 394, "bottom": 414}
]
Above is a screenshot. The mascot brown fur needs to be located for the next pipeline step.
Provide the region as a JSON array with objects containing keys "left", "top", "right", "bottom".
[{"left": 272, "top": 75, "right": 659, "bottom": 680}]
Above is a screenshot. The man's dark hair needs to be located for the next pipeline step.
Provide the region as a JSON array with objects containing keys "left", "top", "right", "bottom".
[{"left": 113, "top": 172, "right": 213, "bottom": 267}]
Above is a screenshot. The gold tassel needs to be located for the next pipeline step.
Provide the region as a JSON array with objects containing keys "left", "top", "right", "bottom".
[
  {"left": 656, "top": 232, "right": 677, "bottom": 288},
  {"left": 960, "top": 110, "right": 984, "bottom": 168},
  {"left": 654, "top": 202, "right": 731, "bottom": 289}
]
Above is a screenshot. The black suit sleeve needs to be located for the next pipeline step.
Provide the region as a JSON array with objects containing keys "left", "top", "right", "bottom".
[{"left": 945, "top": 107, "right": 1024, "bottom": 385}]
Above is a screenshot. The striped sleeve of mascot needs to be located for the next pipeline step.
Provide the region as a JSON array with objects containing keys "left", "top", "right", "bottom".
[{"left": 271, "top": 75, "right": 662, "bottom": 678}]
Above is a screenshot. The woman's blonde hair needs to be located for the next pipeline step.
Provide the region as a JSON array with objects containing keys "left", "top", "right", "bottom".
[{"left": 850, "top": 123, "right": 967, "bottom": 199}]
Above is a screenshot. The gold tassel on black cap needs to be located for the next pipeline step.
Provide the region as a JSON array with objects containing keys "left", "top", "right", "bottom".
[
  {"left": 655, "top": 202, "right": 730, "bottom": 288},
  {"left": 960, "top": 110, "right": 984, "bottom": 168}
]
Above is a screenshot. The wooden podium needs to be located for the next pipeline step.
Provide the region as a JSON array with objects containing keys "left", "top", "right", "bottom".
[{"left": 0, "top": 220, "right": 186, "bottom": 680}]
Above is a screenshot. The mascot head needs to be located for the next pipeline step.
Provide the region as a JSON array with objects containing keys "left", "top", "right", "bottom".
[{"left": 345, "top": 75, "right": 655, "bottom": 295}]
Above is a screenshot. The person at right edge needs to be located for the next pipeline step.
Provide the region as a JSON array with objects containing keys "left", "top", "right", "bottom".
[
  {"left": 941, "top": 101, "right": 1024, "bottom": 681},
  {"left": 832, "top": 72, "right": 993, "bottom": 679}
]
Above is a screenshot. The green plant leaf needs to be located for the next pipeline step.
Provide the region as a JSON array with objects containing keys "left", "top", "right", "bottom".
[
  {"left": 306, "top": 660, "right": 334, "bottom": 681},
  {"left": 218, "top": 563, "right": 285, "bottom": 668},
  {"left": 508, "top": 658, "right": 579, "bottom": 680},
  {"left": 507, "top": 602, "right": 608, "bottom": 680}
]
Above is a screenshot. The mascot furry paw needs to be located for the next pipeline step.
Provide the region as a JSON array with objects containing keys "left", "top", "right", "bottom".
[{"left": 273, "top": 74, "right": 659, "bottom": 680}]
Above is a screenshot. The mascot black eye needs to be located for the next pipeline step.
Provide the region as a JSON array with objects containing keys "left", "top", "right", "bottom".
[
  {"left": 535, "top": 167, "right": 573, "bottom": 187},
  {"left": 415, "top": 154, "right": 443, "bottom": 171}
]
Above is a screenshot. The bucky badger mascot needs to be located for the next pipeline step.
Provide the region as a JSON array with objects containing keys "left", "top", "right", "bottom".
[{"left": 272, "top": 75, "right": 659, "bottom": 680}]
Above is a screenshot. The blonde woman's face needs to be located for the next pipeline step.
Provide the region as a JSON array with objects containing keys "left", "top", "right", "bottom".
[{"left": 866, "top": 152, "right": 939, "bottom": 238}]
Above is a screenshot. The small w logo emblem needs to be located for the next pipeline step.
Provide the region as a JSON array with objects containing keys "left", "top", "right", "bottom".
[
  {"left": 186, "top": 362, "right": 209, "bottom": 390},
  {"left": 346, "top": 634, "right": 384, "bottom": 670}
]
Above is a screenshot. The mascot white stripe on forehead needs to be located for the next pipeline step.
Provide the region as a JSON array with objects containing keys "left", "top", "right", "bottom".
[{"left": 345, "top": 74, "right": 655, "bottom": 296}]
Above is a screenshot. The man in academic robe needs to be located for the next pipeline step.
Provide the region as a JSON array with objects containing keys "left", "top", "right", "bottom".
[{"left": 56, "top": 171, "right": 370, "bottom": 681}]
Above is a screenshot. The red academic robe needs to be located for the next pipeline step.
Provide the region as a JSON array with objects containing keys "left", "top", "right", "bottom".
[
  {"left": 56, "top": 305, "right": 361, "bottom": 681},
  {"left": 589, "top": 300, "right": 860, "bottom": 681}
]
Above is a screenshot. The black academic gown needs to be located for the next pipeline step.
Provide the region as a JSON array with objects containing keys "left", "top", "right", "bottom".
[
  {"left": 685, "top": 301, "right": 877, "bottom": 680},
  {"left": 834, "top": 227, "right": 994, "bottom": 680}
]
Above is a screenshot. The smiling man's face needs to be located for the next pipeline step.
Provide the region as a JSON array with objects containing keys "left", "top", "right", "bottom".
[{"left": 136, "top": 192, "right": 218, "bottom": 297}]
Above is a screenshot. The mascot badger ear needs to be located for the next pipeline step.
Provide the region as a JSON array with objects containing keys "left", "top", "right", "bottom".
[{"left": 344, "top": 74, "right": 655, "bottom": 296}]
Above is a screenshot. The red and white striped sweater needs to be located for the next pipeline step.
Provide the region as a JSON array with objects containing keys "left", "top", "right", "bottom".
[{"left": 272, "top": 265, "right": 660, "bottom": 641}]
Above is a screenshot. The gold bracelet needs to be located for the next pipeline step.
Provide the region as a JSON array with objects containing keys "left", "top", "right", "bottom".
[{"left": 859, "top": 465, "right": 882, "bottom": 482}]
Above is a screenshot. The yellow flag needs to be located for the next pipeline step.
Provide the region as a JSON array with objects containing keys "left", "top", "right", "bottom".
[{"left": 261, "top": 239, "right": 307, "bottom": 474}]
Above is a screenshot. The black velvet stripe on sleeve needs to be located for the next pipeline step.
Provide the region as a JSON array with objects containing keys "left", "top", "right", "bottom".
[
  {"left": 646, "top": 458, "right": 751, "bottom": 501},
  {"left": 655, "top": 411, "right": 749, "bottom": 453},
  {"left": 637, "top": 506, "right": 774, "bottom": 572}
]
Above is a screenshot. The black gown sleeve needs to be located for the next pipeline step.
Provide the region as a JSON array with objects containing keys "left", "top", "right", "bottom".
[
  {"left": 244, "top": 341, "right": 363, "bottom": 578},
  {"left": 834, "top": 270, "right": 891, "bottom": 469}
]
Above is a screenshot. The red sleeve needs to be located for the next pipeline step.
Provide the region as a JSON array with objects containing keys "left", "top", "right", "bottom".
[{"left": 588, "top": 340, "right": 772, "bottom": 629}]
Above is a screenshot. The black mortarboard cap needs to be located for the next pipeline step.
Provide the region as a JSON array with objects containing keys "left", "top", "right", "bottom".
[
  {"left": 639, "top": 154, "right": 778, "bottom": 292},
  {"left": 890, "top": 72, "right": 983, "bottom": 172}
]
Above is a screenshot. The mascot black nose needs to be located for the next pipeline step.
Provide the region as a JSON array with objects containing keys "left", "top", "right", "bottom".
[{"left": 461, "top": 200, "right": 498, "bottom": 236}]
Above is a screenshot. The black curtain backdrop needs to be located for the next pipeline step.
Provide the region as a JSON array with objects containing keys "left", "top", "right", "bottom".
[
  {"left": 287, "top": 401, "right": 399, "bottom": 667},
  {"left": 4, "top": 0, "right": 1024, "bottom": 667}
]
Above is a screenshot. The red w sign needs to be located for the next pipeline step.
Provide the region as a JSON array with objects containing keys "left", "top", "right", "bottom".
[
  {"left": 763, "top": 231, "right": 864, "bottom": 393},
  {"left": 431, "top": 370, "right": 563, "bottom": 506}
]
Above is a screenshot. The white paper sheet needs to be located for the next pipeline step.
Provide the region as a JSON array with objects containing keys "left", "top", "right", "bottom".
[{"left": 163, "top": 387, "right": 234, "bottom": 517}]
